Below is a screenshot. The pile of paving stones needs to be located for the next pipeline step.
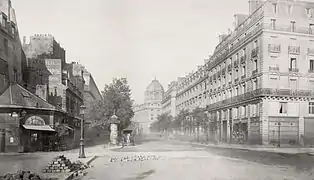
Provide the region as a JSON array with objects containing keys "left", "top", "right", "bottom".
[
  {"left": 0, "top": 170, "right": 42, "bottom": 180},
  {"left": 42, "top": 155, "right": 90, "bottom": 174},
  {"left": 109, "top": 155, "right": 162, "bottom": 163}
]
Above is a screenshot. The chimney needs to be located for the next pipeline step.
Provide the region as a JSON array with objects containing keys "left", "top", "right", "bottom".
[{"left": 249, "top": 0, "right": 261, "bottom": 14}]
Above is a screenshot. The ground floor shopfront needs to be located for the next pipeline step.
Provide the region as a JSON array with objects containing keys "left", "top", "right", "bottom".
[{"left": 179, "top": 95, "right": 314, "bottom": 147}]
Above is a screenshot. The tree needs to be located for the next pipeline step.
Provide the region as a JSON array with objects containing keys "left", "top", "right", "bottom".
[
  {"left": 150, "top": 113, "right": 172, "bottom": 133},
  {"left": 172, "top": 109, "right": 189, "bottom": 134},
  {"left": 192, "top": 107, "right": 206, "bottom": 142},
  {"left": 89, "top": 78, "right": 134, "bottom": 131}
]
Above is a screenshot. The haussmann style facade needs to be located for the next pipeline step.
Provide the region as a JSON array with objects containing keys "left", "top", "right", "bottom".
[{"left": 162, "top": 0, "right": 314, "bottom": 146}]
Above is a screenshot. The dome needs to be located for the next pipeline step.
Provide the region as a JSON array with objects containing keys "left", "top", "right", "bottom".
[
  {"left": 144, "top": 78, "right": 164, "bottom": 103},
  {"left": 146, "top": 79, "right": 164, "bottom": 92}
]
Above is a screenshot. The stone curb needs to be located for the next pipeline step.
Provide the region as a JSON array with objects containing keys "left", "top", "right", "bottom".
[
  {"left": 64, "top": 155, "right": 98, "bottom": 180},
  {"left": 187, "top": 141, "right": 314, "bottom": 154}
]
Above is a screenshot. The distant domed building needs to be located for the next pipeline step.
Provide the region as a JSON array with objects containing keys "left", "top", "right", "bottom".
[{"left": 132, "top": 78, "right": 164, "bottom": 134}]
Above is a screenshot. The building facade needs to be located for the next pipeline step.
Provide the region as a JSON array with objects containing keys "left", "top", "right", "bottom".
[
  {"left": 133, "top": 79, "right": 164, "bottom": 134},
  {"left": 161, "top": 81, "right": 178, "bottom": 117},
  {"left": 83, "top": 68, "right": 103, "bottom": 127},
  {"left": 163, "top": 0, "right": 314, "bottom": 146},
  {"left": 0, "top": 0, "right": 64, "bottom": 152}
]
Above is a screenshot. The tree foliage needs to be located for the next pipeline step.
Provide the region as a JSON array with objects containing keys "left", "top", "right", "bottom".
[
  {"left": 89, "top": 78, "right": 134, "bottom": 131},
  {"left": 150, "top": 113, "right": 172, "bottom": 132}
]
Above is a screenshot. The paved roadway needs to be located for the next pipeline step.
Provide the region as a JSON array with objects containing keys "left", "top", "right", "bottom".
[{"left": 82, "top": 139, "right": 314, "bottom": 180}]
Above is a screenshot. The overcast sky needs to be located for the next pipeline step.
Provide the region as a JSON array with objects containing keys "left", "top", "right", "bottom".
[{"left": 13, "top": 0, "right": 248, "bottom": 104}]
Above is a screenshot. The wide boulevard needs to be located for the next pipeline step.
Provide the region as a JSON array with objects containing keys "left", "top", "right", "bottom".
[{"left": 82, "top": 135, "right": 314, "bottom": 180}]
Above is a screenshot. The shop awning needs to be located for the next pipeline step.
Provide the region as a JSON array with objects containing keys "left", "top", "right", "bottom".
[{"left": 22, "top": 125, "right": 56, "bottom": 132}]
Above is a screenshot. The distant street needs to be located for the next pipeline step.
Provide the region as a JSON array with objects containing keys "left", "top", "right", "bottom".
[{"left": 82, "top": 137, "right": 314, "bottom": 180}]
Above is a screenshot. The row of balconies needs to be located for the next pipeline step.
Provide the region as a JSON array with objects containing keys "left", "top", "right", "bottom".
[
  {"left": 214, "top": 9, "right": 264, "bottom": 59},
  {"left": 265, "top": 23, "right": 314, "bottom": 36}
]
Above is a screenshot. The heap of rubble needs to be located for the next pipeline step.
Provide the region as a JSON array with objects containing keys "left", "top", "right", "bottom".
[
  {"left": 109, "top": 155, "right": 162, "bottom": 163},
  {"left": 0, "top": 170, "right": 42, "bottom": 180},
  {"left": 42, "top": 155, "right": 90, "bottom": 174}
]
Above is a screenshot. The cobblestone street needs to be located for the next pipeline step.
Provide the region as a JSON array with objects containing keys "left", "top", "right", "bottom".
[{"left": 82, "top": 139, "right": 314, "bottom": 180}]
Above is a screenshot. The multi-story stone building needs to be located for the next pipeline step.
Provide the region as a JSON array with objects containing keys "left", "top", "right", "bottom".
[
  {"left": 0, "top": 1, "right": 63, "bottom": 152},
  {"left": 132, "top": 79, "right": 164, "bottom": 134},
  {"left": 82, "top": 68, "right": 103, "bottom": 126},
  {"left": 161, "top": 81, "right": 178, "bottom": 117},
  {"left": 165, "top": 0, "right": 314, "bottom": 146}
]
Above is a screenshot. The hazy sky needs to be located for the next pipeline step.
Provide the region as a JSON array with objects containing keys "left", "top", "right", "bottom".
[{"left": 13, "top": 0, "right": 248, "bottom": 104}]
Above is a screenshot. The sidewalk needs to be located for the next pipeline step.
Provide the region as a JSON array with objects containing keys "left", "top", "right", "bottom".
[
  {"left": 170, "top": 136, "right": 314, "bottom": 154},
  {"left": 0, "top": 144, "right": 111, "bottom": 179}
]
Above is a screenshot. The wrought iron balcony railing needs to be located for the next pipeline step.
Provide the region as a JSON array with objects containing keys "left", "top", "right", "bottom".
[
  {"left": 308, "top": 48, "right": 314, "bottom": 55},
  {"left": 268, "top": 44, "right": 281, "bottom": 53},
  {"left": 288, "top": 46, "right": 300, "bottom": 54},
  {"left": 269, "top": 66, "right": 279, "bottom": 71}
]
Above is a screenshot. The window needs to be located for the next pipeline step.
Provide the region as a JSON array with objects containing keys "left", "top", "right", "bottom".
[
  {"left": 290, "top": 58, "right": 296, "bottom": 69},
  {"left": 235, "top": 69, "right": 238, "bottom": 78},
  {"left": 273, "top": 3, "right": 277, "bottom": 13},
  {"left": 309, "top": 24, "right": 314, "bottom": 34},
  {"left": 236, "top": 53, "right": 239, "bottom": 61},
  {"left": 279, "top": 102, "right": 287, "bottom": 114},
  {"left": 271, "top": 19, "right": 276, "bottom": 30},
  {"left": 288, "top": 5, "right": 293, "bottom": 14},
  {"left": 310, "top": 60, "right": 314, "bottom": 71},
  {"left": 253, "top": 79, "right": 257, "bottom": 90},
  {"left": 11, "top": 25, "right": 15, "bottom": 35},
  {"left": 309, "top": 102, "right": 314, "bottom": 114},
  {"left": 291, "top": 21, "right": 296, "bottom": 32},
  {"left": 4, "top": 38, "right": 8, "bottom": 56},
  {"left": 2, "top": 15, "right": 7, "bottom": 28},
  {"left": 242, "top": 66, "right": 246, "bottom": 75},
  {"left": 13, "top": 69, "right": 17, "bottom": 83},
  {"left": 242, "top": 84, "right": 246, "bottom": 94},
  {"left": 254, "top": 59, "right": 258, "bottom": 70}
]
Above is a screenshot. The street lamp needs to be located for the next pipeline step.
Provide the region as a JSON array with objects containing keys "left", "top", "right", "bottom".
[{"left": 79, "top": 105, "right": 86, "bottom": 158}]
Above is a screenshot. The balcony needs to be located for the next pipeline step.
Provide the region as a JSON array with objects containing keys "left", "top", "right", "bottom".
[
  {"left": 308, "top": 48, "right": 314, "bottom": 55},
  {"left": 288, "top": 46, "right": 300, "bottom": 54},
  {"left": 235, "top": 78, "right": 239, "bottom": 82},
  {"left": 240, "top": 55, "right": 246, "bottom": 64},
  {"left": 268, "top": 44, "right": 281, "bottom": 53},
  {"left": 289, "top": 68, "right": 299, "bottom": 72},
  {"left": 241, "top": 74, "right": 246, "bottom": 79},
  {"left": 251, "top": 47, "right": 258, "bottom": 58},
  {"left": 269, "top": 66, "right": 279, "bottom": 71},
  {"left": 227, "top": 64, "right": 232, "bottom": 72}
]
